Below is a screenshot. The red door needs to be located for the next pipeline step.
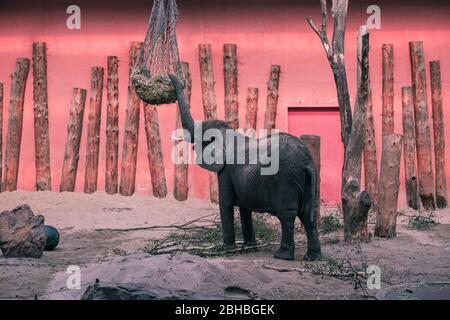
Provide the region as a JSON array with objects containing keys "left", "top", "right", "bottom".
[{"left": 288, "top": 107, "right": 343, "bottom": 204}]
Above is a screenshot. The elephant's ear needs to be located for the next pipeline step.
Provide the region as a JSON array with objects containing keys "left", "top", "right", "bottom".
[{"left": 194, "top": 127, "right": 226, "bottom": 173}]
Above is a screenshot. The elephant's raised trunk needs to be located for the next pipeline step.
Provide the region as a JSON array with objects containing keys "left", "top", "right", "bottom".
[{"left": 170, "top": 75, "right": 195, "bottom": 142}]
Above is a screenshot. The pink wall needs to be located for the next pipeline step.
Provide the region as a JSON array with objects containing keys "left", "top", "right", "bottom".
[{"left": 0, "top": 0, "right": 449, "bottom": 206}]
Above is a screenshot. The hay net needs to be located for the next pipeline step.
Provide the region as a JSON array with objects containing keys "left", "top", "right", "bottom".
[{"left": 133, "top": 0, "right": 183, "bottom": 105}]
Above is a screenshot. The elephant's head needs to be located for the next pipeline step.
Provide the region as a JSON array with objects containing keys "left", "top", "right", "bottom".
[{"left": 170, "top": 74, "right": 230, "bottom": 173}]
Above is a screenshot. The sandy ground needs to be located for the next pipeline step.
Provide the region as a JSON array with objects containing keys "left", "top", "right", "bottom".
[{"left": 0, "top": 191, "right": 449, "bottom": 300}]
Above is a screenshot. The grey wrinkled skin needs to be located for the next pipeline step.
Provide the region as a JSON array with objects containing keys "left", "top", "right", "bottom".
[{"left": 169, "top": 75, "right": 322, "bottom": 261}]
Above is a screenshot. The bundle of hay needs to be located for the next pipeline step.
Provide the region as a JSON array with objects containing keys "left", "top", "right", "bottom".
[
  {"left": 133, "top": 0, "right": 183, "bottom": 105},
  {"left": 131, "top": 68, "right": 180, "bottom": 105}
]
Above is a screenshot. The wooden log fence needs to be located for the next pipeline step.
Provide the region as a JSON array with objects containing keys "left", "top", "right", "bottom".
[
  {"left": 245, "top": 87, "right": 258, "bottom": 138},
  {"left": 3, "top": 58, "right": 30, "bottom": 192},
  {"left": 382, "top": 44, "right": 395, "bottom": 136},
  {"left": 120, "top": 41, "right": 142, "bottom": 196},
  {"left": 105, "top": 56, "right": 120, "bottom": 194},
  {"left": 430, "top": 60, "right": 447, "bottom": 208},
  {"left": 60, "top": 88, "right": 87, "bottom": 192},
  {"left": 173, "top": 62, "right": 192, "bottom": 201},
  {"left": 375, "top": 134, "right": 402, "bottom": 238},
  {"left": 199, "top": 43, "right": 219, "bottom": 204},
  {"left": 224, "top": 44, "right": 239, "bottom": 129},
  {"left": 263, "top": 65, "right": 281, "bottom": 131},
  {"left": 32, "top": 42, "right": 52, "bottom": 191},
  {"left": 409, "top": 41, "right": 436, "bottom": 209},
  {"left": 144, "top": 103, "right": 168, "bottom": 198},
  {"left": 84, "top": 66, "right": 104, "bottom": 194},
  {"left": 402, "top": 87, "right": 419, "bottom": 210},
  {"left": 0, "top": 83, "right": 3, "bottom": 192}
]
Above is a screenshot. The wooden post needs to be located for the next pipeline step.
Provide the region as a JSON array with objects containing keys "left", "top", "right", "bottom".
[
  {"left": 430, "top": 60, "right": 447, "bottom": 208},
  {"left": 402, "top": 87, "right": 419, "bottom": 210},
  {"left": 361, "top": 37, "right": 377, "bottom": 207},
  {"left": 375, "top": 134, "right": 402, "bottom": 238},
  {"left": 363, "top": 88, "right": 378, "bottom": 207},
  {"left": 0, "top": 83, "right": 3, "bottom": 192},
  {"left": 245, "top": 87, "right": 258, "bottom": 138},
  {"left": 60, "top": 88, "right": 87, "bottom": 192},
  {"left": 3, "top": 58, "right": 30, "bottom": 192},
  {"left": 105, "top": 56, "right": 119, "bottom": 194},
  {"left": 120, "top": 41, "right": 142, "bottom": 196},
  {"left": 144, "top": 104, "right": 167, "bottom": 198},
  {"left": 173, "top": 62, "right": 191, "bottom": 201},
  {"left": 382, "top": 44, "right": 394, "bottom": 136},
  {"left": 340, "top": 28, "right": 372, "bottom": 242},
  {"left": 263, "top": 65, "right": 281, "bottom": 131},
  {"left": 84, "top": 66, "right": 104, "bottom": 194},
  {"left": 224, "top": 44, "right": 239, "bottom": 129},
  {"left": 409, "top": 41, "right": 436, "bottom": 210},
  {"left": 32, "top": 42, "right": 52, "bottom": 191},
  {"left": 300, "top": 135, "right": 321, "bottom": 225},
  {"left": 199, "top": 43, "right": 219, "bottom": 204}
]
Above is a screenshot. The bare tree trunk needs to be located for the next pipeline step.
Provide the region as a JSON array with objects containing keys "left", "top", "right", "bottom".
[
  {"left": 143, "top": 103, "right": 167, "bottom": 198},
  {"left": 199, "top": 43, "right": 219, "bottom": 204},
  {"left": 382, "top": 44, "right": 395, "bottom": 136},
  {"left": 84, "top": 66, "right": 104, "bottom": 194},
  {"left": 402, "top": 87, "right": 419, "bottom": 210},
  {"left": 105, "top": 56, "right": 119, "bottom": 194},
  {"left": 375, "top": 134, "right": 402, "bottom": 238},
  {"left": 224, "top": 44, "right": 239, "bottom": 129},
  {"left": 300, "top": 135, "right": 321, "bottom": 226},
  {"left": 245, "top": 87, "right": 259, "bottom": 138},
  {"left": 32, "top": 42, "right": 52, "bottom": 191},
  {"left": 120, "top": 41, "right": 142, "bottom": 196},
  {"left": 341, "top": 27, "right": 372, "bottom": 242},
  {"left": 60, "top": 88, "right": 87, "bottom": 192},
  {"left": 173, "top": 62, "right": 191, "bottom": 201},
  {"left": 263, "top": 65, "right": 281, "bottom": 131},
  {"left": 308, "top": 3, "right": 372, "bottom": 242},
  {"left": 0, "top": 83, "right": 3, "bottom": 192},
  {"left": 409, "top": 41, "right": 436, "bottom": 210},
  {"left": 363, "top": 79, "right": 378, "bottom": 207},
  {"left": 3, "top": 58, "right": 30, "bottom": 192},
  {"left": 430, "top": 60, "right": 447, "bottom": 208}
]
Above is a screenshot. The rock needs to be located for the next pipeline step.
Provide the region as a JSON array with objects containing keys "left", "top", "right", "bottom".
[
  {"left": 0, "top": 205, "right": 47, "bottom": 258},
  {"left": 44, "top": 225, "right": 60, "bottom": 251}
]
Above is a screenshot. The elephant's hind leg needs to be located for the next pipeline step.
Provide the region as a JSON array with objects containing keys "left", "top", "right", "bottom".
[
  {"left": 239, "top": 207, "right": 256, "bottom": 246},
  {"left": 299, "top": 201, "right": 322, "bottom": 261},
  {"left": 273, "top": 211, "right": 296, "bottom": 260}
]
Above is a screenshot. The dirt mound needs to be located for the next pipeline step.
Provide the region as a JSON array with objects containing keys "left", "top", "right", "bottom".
[{"left": 44, "top": 252, "right": 355, "bottom": 300}]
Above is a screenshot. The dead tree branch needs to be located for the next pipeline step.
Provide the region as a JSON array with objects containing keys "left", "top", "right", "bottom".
[{"left": 307, "top": 0, "right": 352, "bottom": 148}]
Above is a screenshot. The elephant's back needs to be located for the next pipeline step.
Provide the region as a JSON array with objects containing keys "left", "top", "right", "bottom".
[{"left": 232, "top": 133, "right": 313, "bottom": 212}]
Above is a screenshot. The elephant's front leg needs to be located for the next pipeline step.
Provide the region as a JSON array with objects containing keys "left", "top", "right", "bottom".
[
  {"left": 218, "top": 175, "right": 236, "bottom": 250},
  {"left": 239, "top": 207, "right": 256, "bottom": 246}
]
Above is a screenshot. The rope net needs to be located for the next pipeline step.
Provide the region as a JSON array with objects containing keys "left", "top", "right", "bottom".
[{"left": 132, "top": 0, "right": 183, "bottom": 105}]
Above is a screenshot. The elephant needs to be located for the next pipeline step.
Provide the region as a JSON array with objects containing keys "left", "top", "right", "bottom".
[{"left": 169, "top": 74, "right": 322, "bottom": 261}]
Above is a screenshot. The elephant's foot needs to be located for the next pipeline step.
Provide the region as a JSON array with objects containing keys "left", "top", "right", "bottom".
[
  {"left": 223, "top": 243, "right": 236, "bottom": 251},
  {"left": 303, "top": 250, "right": 322, "bottom": 261},
  {"left": 243, "top": 240, "right": 257, "bottom": 247},
  {"left": 273, "top": 248, "right": 294, "bottom": 260}
]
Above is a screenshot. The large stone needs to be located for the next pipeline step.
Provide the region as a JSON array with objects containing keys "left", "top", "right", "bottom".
[{"left": 0, "top": 205, "right": 47, "bottom": 258}]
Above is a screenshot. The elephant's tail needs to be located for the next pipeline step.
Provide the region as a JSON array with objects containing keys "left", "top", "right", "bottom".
[{"left": 306, "top": 163, "right": 318, "bottom": 223}]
